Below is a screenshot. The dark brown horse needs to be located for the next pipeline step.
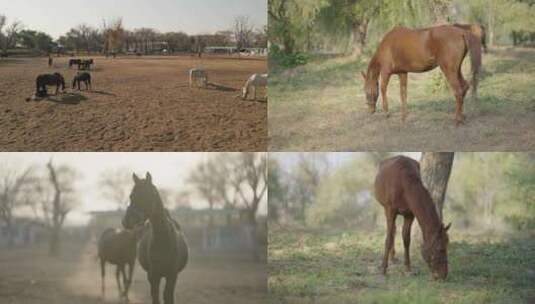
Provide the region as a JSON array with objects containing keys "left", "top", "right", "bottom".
[
  {"left": 98, "top": 227, "right": 140, "bottom": 301},
  {"left": 374, "top": 155, "right": 451, "bottom": 280},
  {"left": 36, "top": 73, "right": 65, "bottom": 95},
  {"left": 453, "top": 23, "right": 487, "bottom": 53},
  {"left": 362, "top": 25, "right": 482, "bottom": 125},
  {"left": 122, "top": 172, "right": 188, "bottom": 304}
]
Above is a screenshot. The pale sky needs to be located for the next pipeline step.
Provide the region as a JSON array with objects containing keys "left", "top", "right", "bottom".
[
  {"left": 0, "top": 0, "right": 267, "bottom": 39},
  {"left": 1, "top": 152, "right": 267, "bottom": 225}
]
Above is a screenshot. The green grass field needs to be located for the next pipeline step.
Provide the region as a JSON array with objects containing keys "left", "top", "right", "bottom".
[
  {"left": 268, "top": 48, "right": 535, "bottom": 151},
  {"left": 268, "top": 228, "right": 535, "bottom": 304}
]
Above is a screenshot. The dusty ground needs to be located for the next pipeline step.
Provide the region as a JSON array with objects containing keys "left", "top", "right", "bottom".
[
  {"left": 269, "top": 48, "right": 535, "bottom": 151},
  {"left": 0, "top": 55, "right": 267, "bottom": 151},
  {"left": 0, "top": 240, "right": 267, "bottom": 304}
]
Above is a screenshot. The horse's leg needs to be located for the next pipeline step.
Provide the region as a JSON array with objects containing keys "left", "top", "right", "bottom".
[
  {"left": 389, "top": 222, "right": 398, "bottom": 263},
  {"left": 121, "top": 265, "right": 128, "bottom": 300},
  {"left": 380, "top": 71, "right": 391, "bottom": 117},
  {"left": 124, "top": 261, "right": 134, "bottom": 301},
  {"left": 163, "top": 273, "right": 178, "bottom": 304},
  {"left": 440, "top": 65, "right": 466, "bottom": 125},
  {"left": 381, "top": 209, "right": 396, "bottom": 275},
  {"left": 399, "top": 73, "right": 408, "bottom": 122},
  {"left": 116, "top": 265, "right": 123, "bottom": 299},
  {"left": 253, "top": 86, "right": 257, "bottom": 101},
  {"left": 402, "top": 214, "right": 415, "bottom": 272},
  {"left": 100, "top": 259, "right": 106, "bottom": 299},
  {"left": 149, "top": 273, "right": 161, "bottom": 304}
]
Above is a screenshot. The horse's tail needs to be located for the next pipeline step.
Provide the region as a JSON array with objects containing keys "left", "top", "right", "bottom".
[
  {"left": 463, "top": 32, "right": 482, "bottom": 100},
  {"left": 35, "top": 76, "right": 40, "bottom": 94}
]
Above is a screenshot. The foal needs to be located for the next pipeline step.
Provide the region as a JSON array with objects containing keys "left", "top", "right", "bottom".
[
  {"left": 362, "top": 25, "right": 482, "bottom": 125},
  {"left": 98, "top": 227, "right": 141, "bottom": 301},
  {"left": 374, "top": 155, "right": 451, "bottom": 280}
]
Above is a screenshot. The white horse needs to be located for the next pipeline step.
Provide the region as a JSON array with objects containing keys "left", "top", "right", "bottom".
[{"left": 241, "top": 73, "right": 267, "bottom": 100}]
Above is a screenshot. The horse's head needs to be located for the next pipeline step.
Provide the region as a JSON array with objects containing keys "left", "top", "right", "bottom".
[
  {"left": 421, "top": 222, "right": 451, "bottom": 280},
  {"left": 361, "top": 71, "right": 379, "bottom": 113},
  {"left": 122, "top": 172, "right": 159, "bottom": 229}
]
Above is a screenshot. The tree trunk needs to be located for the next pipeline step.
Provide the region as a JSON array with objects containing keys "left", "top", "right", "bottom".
[
  {"left": 49, "top": 225, "right": 60, "bottom": 256},
  {"left": 247, "top": 209, "right": 259, "bottom": 261},
  {"left": 420, "top": 152, "right": 455, "bottom": 220},
  {"left": 351, "top": 20, "right": 368, "bottom": 56}
]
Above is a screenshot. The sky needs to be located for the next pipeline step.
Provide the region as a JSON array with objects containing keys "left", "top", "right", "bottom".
[
  {"left": 1, "top": 152, "right": 267, "bottom": 226},
  {"left": 0, "top": 0, "right": 267, "bottom": 39}
]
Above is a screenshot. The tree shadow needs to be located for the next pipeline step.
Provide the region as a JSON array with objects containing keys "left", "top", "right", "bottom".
[
  {"left": 46, "top": 92, "right": 87, "bottom": 105},
  {"left": 206, "top": 82, "right": 239, "bottom": 92},
  {"left": 89, "top": 90, "right": 116, "bottom": 97}
]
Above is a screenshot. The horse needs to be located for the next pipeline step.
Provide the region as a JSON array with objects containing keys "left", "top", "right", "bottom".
[
  {"left": 362, "top": 25, "right": 482, "bottom": 125},
  {"left": 189, "top": 68, "right": 208, "bottom": 88},
  {"left": 78, "top": 59, "right": 93, "bottom": 70},
  {"left": 453, "top": 23, "right": 487, "bottom": 53},
  {"left": 122, "top": 172, "right": 189, "bottom": 304},
  {"left": 36, "top": 73, "right": 65, "bottom": 95},
  {"left": 72, "top": 72, "right": 92, "bottom": 90},
  {"left": 48, "top": 56, "right": 53, "bottom": 67},
  {"left": 241, "top": 73, "right": 268, "bottom": 101},
  {"left": 374, "top": 155, "right": 451, "bottom": 280},
  {"left": 69, "top": 59, "right": 81, "bottom": 68},
  {"left": 98, "top": 227, "right": 142, "bottom": 301}
]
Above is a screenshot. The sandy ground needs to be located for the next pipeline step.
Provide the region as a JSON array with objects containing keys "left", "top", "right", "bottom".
[
  {"left": 0, "top": 240, "right": 267, "bottom": 304},
  {"left": 0, "top": 55, "right": 267, "bottom": 151}
]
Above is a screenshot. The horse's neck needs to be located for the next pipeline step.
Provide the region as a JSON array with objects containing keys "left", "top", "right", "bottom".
[
  {"left": 367, "top": 56, "right": 381, "bottom": 82},
  {"left": 148, "top": 196, "right": 169, "bottom": 236},
  {"left": 403, "top": 180, "right": 442, "bottom": 241}
]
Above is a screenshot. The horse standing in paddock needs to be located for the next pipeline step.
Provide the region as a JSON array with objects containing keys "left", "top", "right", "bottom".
[
  {"left": 189, "top": 68, "right": 208, "bottom": 88},
  {"left": 36, "top": 73, "right": 65, "bottom": 95},
  {"left": 453, "top": 23, "right": 487, "bottom": 53},
  {"left": 374, "top": 155, "right": 451, "bottom": 280},
  {"left": 69, "top": 59, "right": 81, "bottom": 68},
  {"left": 122, "top": 172, "right": 189, "bottom": 304},
  {"left": 241, "top": 73, "right": 268, "bottom": 101},
  {"left": 72, "top": 72, "right": 92, "bottom": 90},
  {"left": 78, "top": 59, "right": 94, "bottom": 70},
  {"left": 98, "top": 228, "right": 141, "bottom": 301},
  {"left": 362, "top": 25, "right": 482, "bottom": 125}
]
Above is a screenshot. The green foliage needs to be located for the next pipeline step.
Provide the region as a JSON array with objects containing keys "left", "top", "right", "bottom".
[
  {"left": 270, "top": 43, "right": 309, "bottom": 68},
  {"left": 17, "top": 30, "right": 54, "bottom": 53}
]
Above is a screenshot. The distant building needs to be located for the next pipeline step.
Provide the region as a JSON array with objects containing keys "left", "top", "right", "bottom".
[
  {"left": 0, "top": 218, "right": 47, "bottom": 248},
  {"left": 87, "top": 207, "right": 266, "bottom": 255}
]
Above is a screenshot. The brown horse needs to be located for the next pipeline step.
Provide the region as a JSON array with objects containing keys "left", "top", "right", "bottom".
[
  {"left": 122, "top": 172, "right": 188, "bottom": 304},
  {"left": 374, "top": 155, "right": 451, "bottom": 280},
  {"left": 453, "top": 23, "right": 487, "bottom": 53},
  {"left": 98, "top": 227, "right": 141, "bottom": 301},
  {"left": 362, "top": 25, "right": 482, "bottom": 125}
]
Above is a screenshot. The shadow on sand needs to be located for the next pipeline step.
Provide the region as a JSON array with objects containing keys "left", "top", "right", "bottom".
[{"left": 46, "top": 92, "right": 87, "bottom": 105}]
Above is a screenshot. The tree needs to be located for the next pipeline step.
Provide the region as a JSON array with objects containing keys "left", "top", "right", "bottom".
[
  {"left": 0, "top": 165, "right": 34, "bottom": 247},
  {"left": 18, "top": 30, "right": 54, "bottom": 53},
  {"left": 98, "top": 168, "right": 132, "bottom": 209},
  {"left": 420, "top": 152, "right": 455, "bottom": 220},
  {"left": 234, "top": 16, "right": 254, "bottom": 49},
  {"left": 1, "top": 19, "right": 23, "bottom": 53},
  {"left": 103, "top": 18, "right": 125, "bottom": 54}
]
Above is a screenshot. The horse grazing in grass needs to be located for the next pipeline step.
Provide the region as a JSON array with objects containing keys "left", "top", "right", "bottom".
[
  {"left": 362, "top": 25, "right": 482, "bottom": 125},
  {"left": 453, "top": 23, "right": 487, "bottom": 53},
  {"left": 374, "top": 155, "right": 451, "bottom": 280},
  {"left": 36, "top": 73, "right": 65, "bottom": 95},
  {"left": 241, "top": 73, "right": 268, "bottom": 101},
  {"left": 122, "top": 172, "right": 188, "bottom": 304},
  {"left": 69, "top": 59, "right": 81, "bottom": 68},
  {"left": 98, "top": 227, "right": 141, "bottom": 301},
  {"left": 72, "top": 72, "right": 92, "bottom": 90}
]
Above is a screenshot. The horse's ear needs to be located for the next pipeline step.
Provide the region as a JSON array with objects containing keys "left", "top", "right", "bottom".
[
  {"left": 146, "top": 172, "right": 152, "bottom": 183},
  {"left": 361, "top": 71, "right": 367, "bottom": 81},
  {"left": 133, "top": 173, "right": 140, "bottom": 184},
  {"left": 444, "top": 222, "right": 452, "bottom": 231}
]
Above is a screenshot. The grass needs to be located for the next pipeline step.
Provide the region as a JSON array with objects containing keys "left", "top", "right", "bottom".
[
  {"left": 268, "top": 228, "right": 535, "bottom": 304},
  {"left": 268, "top": 48, "right": 535, "bottom": 151}
]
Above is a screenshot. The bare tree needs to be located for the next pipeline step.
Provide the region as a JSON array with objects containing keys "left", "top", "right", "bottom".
[
  {"left": 40, "top": 160, "right": 77, "bottom": 256},
  {"left": 0, "top": 165, "right": 34, "bottom": 246},
  {"left": 2, "top": 19, "right": 23, "bottom": 53},
  {"left": 420, "top": 152, "right": 455, "bottom": 220},
  {"left": 234, "top": 16, "right": 254, "bottom": 49},
  {"left": 98, "top": 168, "right": 131, "bottom": 209},
  {"left": 102, "top": 18, "right": 125, "bottom": 55}
]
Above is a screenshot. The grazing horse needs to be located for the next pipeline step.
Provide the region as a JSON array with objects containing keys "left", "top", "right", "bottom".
[
  {"left": 122, "top": 172, "right": 189, "bottom": 304},
  {"left": 98, "top": 228, "right": 140, "bottom": 301},
  {"left": 374, "top": 155, "right": 451, "bottom": 280},
  {"left": 362, "top": 25, "right": 482, "bottom": 125},
  {"left": 78, "top": 59, "right": 93, "bottom": 70},
  {"left": 189, "top": 68, "right": 208, "bottom": 88},
  {"left": 453, "top": 23, "right": 487, "bottom": 53},
  {"left": 241, "top": 73, "right": 268, "bottom": 101},
  {"left": 36, "top": 73, "right": 65, "bottom": 95},
  {"left": 72, "top": 72, "right": 92, "bottom": 90}
]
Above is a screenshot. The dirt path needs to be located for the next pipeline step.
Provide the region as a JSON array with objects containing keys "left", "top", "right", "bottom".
[
  {"left": 0, "top": 55, "right": 267, "bottom": 151},
  {"left": 0, "top": 240, "right": 268, "bottom": 304}
]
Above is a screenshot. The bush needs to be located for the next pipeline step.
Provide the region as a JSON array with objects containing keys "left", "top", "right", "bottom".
[{"left": 270, "top": 44, "right": 309, "bottom": 68}]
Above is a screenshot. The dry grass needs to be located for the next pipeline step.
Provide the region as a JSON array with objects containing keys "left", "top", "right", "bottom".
[
  {"left": 268, "top": 48, "right": 535, "bottom": 151},
  {"left": 0, "top": 55, "right": 267, "bottom": 151}
]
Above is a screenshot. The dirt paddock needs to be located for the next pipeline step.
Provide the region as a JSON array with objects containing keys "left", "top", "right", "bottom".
[
  {"left": 0, "top": 55, "right": 267, "bottom": 151},
  {"left": 0, "top": 240, "right": 268, "bottom": 304}
]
